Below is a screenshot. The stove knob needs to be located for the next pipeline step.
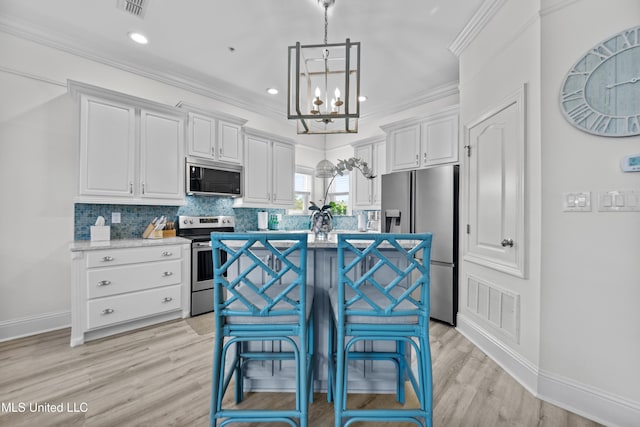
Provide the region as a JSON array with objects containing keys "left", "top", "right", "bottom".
[
  {"left": 222, "top": 219, "right": 228, "bottom": 224},
  {"left": 182, "top": 219, "right": 188, "bottom": 224},
  {"left": 189, "top": 219, "right": 194, "bottom": 224}
]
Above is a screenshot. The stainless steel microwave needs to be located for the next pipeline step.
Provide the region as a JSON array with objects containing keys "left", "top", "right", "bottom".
[{"left": 186, "top": 160, "right": 242, "bottom": 197}]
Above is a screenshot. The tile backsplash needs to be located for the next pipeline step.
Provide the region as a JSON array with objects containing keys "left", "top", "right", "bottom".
[{"left": 74, "top": 196, "right": 362, "bottom": 240}]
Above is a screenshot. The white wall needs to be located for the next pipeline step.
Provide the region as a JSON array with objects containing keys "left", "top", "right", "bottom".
[
  {"left": 539, "top": 0, "right": 640, "bottom": 418},
  {"left": 457, "top": 0, "right": 640, "bottom": 424},
  {"left": 457, "top": 0, "right": 542, "bottom": 371},
  {"left": 0, "top": 31, "right": 319, "bottom": 339}
]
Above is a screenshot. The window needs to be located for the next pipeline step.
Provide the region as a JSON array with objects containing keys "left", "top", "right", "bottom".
[
  {"left": 289, "top": 168, "right": 314, "bottom": 215},
  {"left": 327, "top": 174, "right": 349, "bottom": 214}
]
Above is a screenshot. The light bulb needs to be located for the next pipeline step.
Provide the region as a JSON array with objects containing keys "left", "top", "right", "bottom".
[
  {"left": 315, "top": 87, "right": 321, "bottom": 97},
  {"left": 335, "top": 88, "right": 341, "bottom": 98}
]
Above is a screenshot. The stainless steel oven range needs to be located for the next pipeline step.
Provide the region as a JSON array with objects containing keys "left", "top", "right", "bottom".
[{"left": 177, "top": 215, "right": 235, "bottom": 316}]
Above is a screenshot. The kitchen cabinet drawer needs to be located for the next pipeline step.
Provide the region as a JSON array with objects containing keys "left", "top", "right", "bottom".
[
  {"left": 86, "top": 246, "right": 180, "bottom": 268},
  {"left": 87, "top": 285, "right": 181, "bottom": 330},
  {"left": 86, "top": 260, "right": 181, "bottom": 298}
]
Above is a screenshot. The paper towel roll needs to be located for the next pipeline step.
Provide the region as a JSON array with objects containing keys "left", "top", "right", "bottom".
[
  {"left": 258, "top": 212, "right": 268, "bottom": 230},
  {"left": 357, "top": 214, "right": 366, "bottom": 232}
]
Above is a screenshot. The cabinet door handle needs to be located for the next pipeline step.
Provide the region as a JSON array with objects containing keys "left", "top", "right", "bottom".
[
  {"left": 141, "top": 182, "right": 145, "bottom": 194},
  {"left": 97, "top": 280, "right": 111, "bottom": 287},
  {"left": 501, "top": 238, "right": 514, "bottom": 248},
  {"left": 101, "top": 308, "right": 114, "bottom": 315},
  {"left": 415, "top": 154, "right": 419, "bottom": 165},
  {"left": 129, "top": 182, "right": 133, "bottom": 194},
  {"left": 161, "top": 251, "right": 173, "bottom": 257},
  {"left": 101, "top": 256, "right": 114, "bottom": 262},
  {"left": 162, "top": 271, "right": 173, "bottom": 277},
  {"left": 423, "top": 152, "right": 427, "bottom": 163},
  {"left": 162, "top": 297, "right": 173, "bottom": 303},
  {"left": 219, "top": 147, "right": 223, "bottom": 156}
]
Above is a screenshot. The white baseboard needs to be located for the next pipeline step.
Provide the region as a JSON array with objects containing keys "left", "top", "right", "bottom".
[
  {"left": 538, "top": 370, "right": 640, "bottom": 427},
  {"left": 0, "top": 311, "right": 70, "bottom": 342},
  {"left": 456, "top": 313, "right": 640, "bottom": 427},
  {"left": 456, "top": 313, "right": 539, "bottom": 395}
]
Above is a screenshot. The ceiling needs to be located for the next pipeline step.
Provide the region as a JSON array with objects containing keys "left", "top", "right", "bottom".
[{"left": 0, "top": 0, "right": 484, "bottom": 121}]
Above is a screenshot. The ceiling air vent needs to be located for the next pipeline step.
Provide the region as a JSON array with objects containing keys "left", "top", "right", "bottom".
[{"left": 117, "top": 0, "right": 148, "bottom": 19}]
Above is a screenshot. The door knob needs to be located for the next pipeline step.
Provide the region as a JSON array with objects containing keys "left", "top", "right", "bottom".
[{"left": 501, "top": 238, "right": 514, "bottom": 247}]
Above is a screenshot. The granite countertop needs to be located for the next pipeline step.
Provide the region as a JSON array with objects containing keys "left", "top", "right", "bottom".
[
  {"left": 214, "top": 231, "right": 419, "bottom": 250},
  {"left": 69, "top": 231, "right": 390, "bottom": 251},
  {"left": 69, "top": 237, "right": 191, "bottom": 252}
]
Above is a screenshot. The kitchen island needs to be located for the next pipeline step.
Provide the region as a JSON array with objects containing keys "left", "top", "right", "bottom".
[{"left": 222, "top": 232, "right": 414, "bottom": 394}]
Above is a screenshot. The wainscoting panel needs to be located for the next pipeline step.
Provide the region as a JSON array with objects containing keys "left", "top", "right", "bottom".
[{"left": 466, "top": 274, "right": 520, "bottom": 343}]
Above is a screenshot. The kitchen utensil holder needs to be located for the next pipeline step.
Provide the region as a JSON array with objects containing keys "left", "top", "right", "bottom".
[{"left": 142, "top": 223, "right": 164, "bottom": 239}]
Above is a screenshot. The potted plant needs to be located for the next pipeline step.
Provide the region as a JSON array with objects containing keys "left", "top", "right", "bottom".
[{"left": 310, "top": 157, "right": 375, "bottom": 239}]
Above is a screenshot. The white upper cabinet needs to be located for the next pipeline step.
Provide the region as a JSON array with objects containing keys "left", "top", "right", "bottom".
[
  {"left": 182, "top": 106, "right": 247, "bottom": 164},
  {"left": 79, "top": 96, "right": 136, "bottom": 198},
  {"left": 352, "top": 136, "right": 386, "bottom": 209},
  {"left": 241, "top": 128, "right": 295, "bottom": 208},
  {"left": 382, "top": 106, "right": 459, "bottom": 173},
  {"left": 139, "top": 109, "right": 184, "bottom": 200},
  {"left": 72, "top": 82, "right": 186, "bottom": 205},
  {"left": 387, "top": 125, "right": 421, "bottom": 171}
]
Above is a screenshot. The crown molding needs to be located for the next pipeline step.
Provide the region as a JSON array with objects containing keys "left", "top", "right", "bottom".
[
  {"left": 449, "top": 0, "right": 509, "bottom": 57},
  {"left": 1, "top": 14, "right": 460, "bottom": 132},
  {"left": 361, "top": 81, "right": 459, "bottom": 120},
  {"left": 539, "top": 0, "right": 583, "bottom": 17},
  {"left": 0, "top": 16, "right": 284, "bottom": 120}
]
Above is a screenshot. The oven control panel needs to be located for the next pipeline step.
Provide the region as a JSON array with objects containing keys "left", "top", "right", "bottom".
[{"left": 178, "top": 215, "right": 235, "bottom": 229}]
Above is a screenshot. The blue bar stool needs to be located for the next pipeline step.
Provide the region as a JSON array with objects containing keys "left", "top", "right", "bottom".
[
  {"left": 328, "top": 233, "right": 433, "bottom": 427},
  {"left": 209, "top": 233, "right": 314, "bottom": 427}
]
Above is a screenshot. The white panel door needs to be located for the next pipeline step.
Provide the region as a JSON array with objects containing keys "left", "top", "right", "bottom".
[
  {"left": 464, "top": 87, "right": 526, "bottom": 278},
  {"left": 79, "top": 95, "right": 135, "bottom": 197},
  {"left": 139, "top": 109, "right": 184, "bottom": 200},
  {"left": 244, "top": 135, "right": 271, "bottom": 204}
]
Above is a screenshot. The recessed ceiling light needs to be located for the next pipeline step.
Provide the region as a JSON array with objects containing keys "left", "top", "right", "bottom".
[
  {"left": 128, "top": 32, "right": 148, "bottom": 45},
  {"left": 266, "top": 88, "right": 279, "bottom": 95},
  {"left": 358, "top": 95, "right": 368, "bottom": 102}
]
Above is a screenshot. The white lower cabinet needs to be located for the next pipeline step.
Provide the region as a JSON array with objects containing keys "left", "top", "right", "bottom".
[{"left": 70, "top": 241, "right": 190, "bottom": 346}]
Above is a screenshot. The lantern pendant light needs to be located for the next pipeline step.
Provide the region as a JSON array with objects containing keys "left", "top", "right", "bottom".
[{"left": 287, "top": 0, "right": 361, "bottom": 134}]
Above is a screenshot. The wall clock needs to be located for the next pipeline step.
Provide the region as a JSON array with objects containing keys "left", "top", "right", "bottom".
[{"left": 560, "top": 25, "right": 640, "bottom": 137}]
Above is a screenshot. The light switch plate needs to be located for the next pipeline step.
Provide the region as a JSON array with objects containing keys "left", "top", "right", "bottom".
[
  {"left": 563, "top": 192, "right": 591, "bottom": 212},
  {"left": 598, "top": 190, "right": 640, "bottom": 212},
  {"left": 111, "top": 212, "right": 121, "bottom": 224}
]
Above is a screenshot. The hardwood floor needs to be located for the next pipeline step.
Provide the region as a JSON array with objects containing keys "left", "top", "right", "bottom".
[{"left": 0, "top": 315, "right": 600, "bottom": 427}]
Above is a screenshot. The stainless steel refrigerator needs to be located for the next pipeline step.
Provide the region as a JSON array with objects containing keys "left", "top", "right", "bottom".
[{"left": 381, "top": 165, "right": 458, "bottom": 325}]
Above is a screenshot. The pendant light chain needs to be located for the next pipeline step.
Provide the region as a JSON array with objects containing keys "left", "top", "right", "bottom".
[{"left": 323, "top": 2, "right": 328, "bottom": 46}]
